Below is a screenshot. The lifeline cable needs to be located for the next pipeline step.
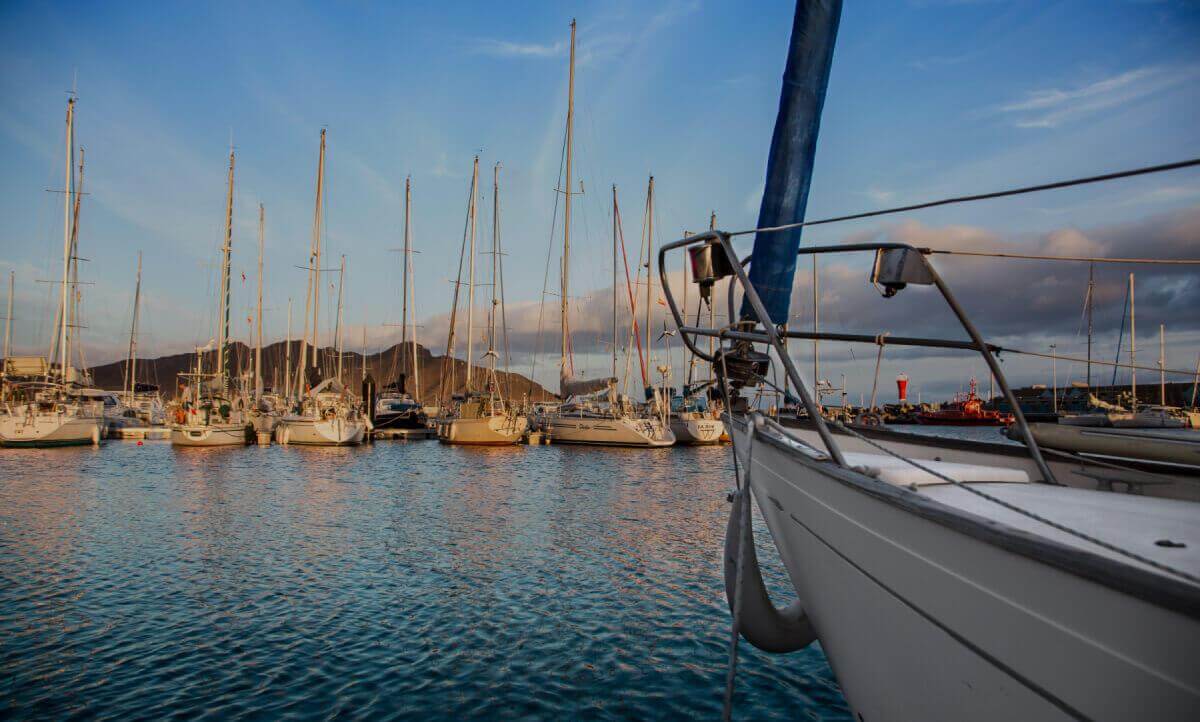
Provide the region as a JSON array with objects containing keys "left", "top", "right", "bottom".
[{"left": 731, "top": 157, "right": 1200, "bottom": 238}]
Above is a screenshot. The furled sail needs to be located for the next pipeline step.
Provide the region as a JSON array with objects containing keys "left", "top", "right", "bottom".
[
  {"left": 740, "top": 0, "right": 842, "bottom": 325},
  {"left": 560, "top": 372, "right": 616, "bottom": 398}
]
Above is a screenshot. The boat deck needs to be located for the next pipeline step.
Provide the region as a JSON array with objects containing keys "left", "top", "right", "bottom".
[{"left": 924, "top": 483, "right": 1200, "bottom": 581}]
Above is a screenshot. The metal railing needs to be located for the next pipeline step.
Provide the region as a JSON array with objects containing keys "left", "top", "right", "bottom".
[{"left": 657, "top": 232, "right": 1058, "bottom": 485}]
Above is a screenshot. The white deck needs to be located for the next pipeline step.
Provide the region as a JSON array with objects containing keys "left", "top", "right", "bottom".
[{"left": 924, "top": 483, "right": 1200, "bottom": 580}]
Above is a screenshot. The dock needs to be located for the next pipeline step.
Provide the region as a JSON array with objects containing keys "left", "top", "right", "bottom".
[
  {"left": 111, "top": 427, "right": 171, "bottom": 441},
  {"left": 372, "top": 427, "right": 436, "bottom": 441}
]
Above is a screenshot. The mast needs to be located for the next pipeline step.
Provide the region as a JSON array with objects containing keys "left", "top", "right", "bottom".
[
  {"left": 612, "top": 184, "right": 619, "bottom": 380},
  {"left": 285, "top": 297, "right": 292, "bottom": 402},
  {"left": 1159, "top": 324, "right": 1165, "bottom": 406},
  {"left": 560, "top": 18, "right": 576, "bottom": 380},
  {"left": 125, "top": 252, "right": 143, "bottom": 404},
  {"left": 401, "top": 176, "right": 411, "bottom": 381},
  {"left": 217, "top": 149, "right": 235, "bottom": 389},
  {"left": 813, "top": 257, "right": 819, "bottom": 402},
  {"left": 335, "top": 255, "right": 345, "bottom": 382},
  {"left": 4, "top": 270, "right": 13, "bottom": 361},
  {"left": 255, "top": 203, "right": 265, "bottom": 401},
  {"left": 708, "top": 211, "right": 717, "bottom": 385},
  {"left": 408, "top": 180, "right": 420, "bottom": 403},
  {"left": 67, "top": 148, "right": 85, "bottom": 375},
  {"left": 1086, "top": 262, "right": 1094, "bottom": 387},
  {"left": 1129, "top": 272, "right": 1136, "bottom": 410},
  {"left": 489, "top": 163, "right": 501, "bottom": 388},
  {"left": 311, "top": 129, "right": 326, "bottom": 370},
  {"left": 466, "top": 156, "right": 479, "bottom": 390},
  {"left": 1128, "top": 269, "right": 1137, "bottom": 407},
  {"left": 55, "top": 98, "right": 75, "bottom": 380},
  {"left": 644, "top": 175, "right": 654, "bottom": 393}
]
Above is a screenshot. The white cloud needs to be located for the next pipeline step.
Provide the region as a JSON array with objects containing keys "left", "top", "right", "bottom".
[
  {"left": 471, "top": 39, "right": 566, "bottom": 59},
  {"left": 997, "top": 65, "right": 1198, "bottom": 129}
]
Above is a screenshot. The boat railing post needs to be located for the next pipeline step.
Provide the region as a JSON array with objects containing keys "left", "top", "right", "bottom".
[
  {"left": 657, "top": 231, "right": 846, "bottom": 467},
  {"left": 915, "top": 253, "right": 1058, "bottom": 485}
]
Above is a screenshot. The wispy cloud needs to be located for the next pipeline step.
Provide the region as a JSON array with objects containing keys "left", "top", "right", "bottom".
[
  {"left": 471, "top": 38, "right": 566, "bottom": 59},
  {"left": 997, "top": 64, "right": 1198, "bottom": 129}
]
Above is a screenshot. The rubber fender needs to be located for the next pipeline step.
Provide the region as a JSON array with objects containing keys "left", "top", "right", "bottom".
[{"left": 724, "top": 486, "right": 816, "bottom": 653}]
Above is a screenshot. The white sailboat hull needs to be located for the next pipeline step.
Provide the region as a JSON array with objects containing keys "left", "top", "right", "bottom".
[
  {"left": 170, "top": 422, "right": 252, "bottom": 447},
  {"left": 732, "top": 417, "right": 1200, "bottom": 720},
  {"left": 275, "top": 416, "right": 366, "bottom": 446},
  {"left": 437, "top": 414, "right": 527, "bottom": 446},
  {"left": 547, "top": 415, "right": 675, "bottom": 447},
  {"left": 0, "top": 412, "right": 101, "bottom": 447},
  {"left": 670, "top": 414, "right": 725, "bottom": 445}
]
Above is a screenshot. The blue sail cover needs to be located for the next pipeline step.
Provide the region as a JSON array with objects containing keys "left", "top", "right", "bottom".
[{"left": 741, "top": 0, "right": 842, "bottom": 325}]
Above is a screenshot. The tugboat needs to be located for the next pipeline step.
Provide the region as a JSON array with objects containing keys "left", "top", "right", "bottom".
[{"left": 916, "top": 378, "right": 1013, "bottom": 426}]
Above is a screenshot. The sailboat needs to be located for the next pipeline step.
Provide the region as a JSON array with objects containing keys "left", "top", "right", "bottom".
[
  {"left": 541, "top": 21, "right": 673, "bottom": 448},
  {"left": 662, "top": 3, "right": 1200, "bottom": 719},
  {"left": 374, "top": 176, "right": 427, "bottom": 430},
  {"left": 119, "top": 252, "right": 165, "bottom": 426},
  {"left": 276, "top": 130, "right": 368, "bottom": 447},
  {"left": 669, "top": 213, "right": 726, "bottom": 445},
  {"left": 171, "top": 149, "right": 253, "bottom": 447},
  {"left": 0, "top": 97, "right": 102, "bottom": 447},
  {"left": 437, "top": 163, "right": 528, "bottom": 445}
]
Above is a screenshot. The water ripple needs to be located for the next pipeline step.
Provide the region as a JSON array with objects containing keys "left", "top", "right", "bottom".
[{"left": 0, "top": 441, "right": 849, "bottom": 720}]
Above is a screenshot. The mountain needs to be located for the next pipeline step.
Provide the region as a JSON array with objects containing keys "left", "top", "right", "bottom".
[{"left": 86, "top": 341, "right": 555, "bottom": 401}]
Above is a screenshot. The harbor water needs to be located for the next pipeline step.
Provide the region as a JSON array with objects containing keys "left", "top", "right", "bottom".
[{"left": 0, "top": 441, "right": 850, "bottom": 719}]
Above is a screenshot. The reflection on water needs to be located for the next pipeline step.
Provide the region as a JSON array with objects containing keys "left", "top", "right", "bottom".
[{"left": 0, "top": 441, "right": 849, "bottom": 719}]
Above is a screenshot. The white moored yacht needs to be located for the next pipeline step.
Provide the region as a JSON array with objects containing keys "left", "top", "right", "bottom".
[
  {"left": 437, "top": 161, "right": 527, "bottom": 446},
  {"left": 170, "top": 150, "right": 252, "bottom": 448},
  {"left": 275, "top": 130, "right": 368, "bottom": 448},
  {"left": 0, "top": 98, "right": 102, "bottom": 448},
  {"left": 537, "top": 31, "right": 674, "bottom": 448},
  {"left": 660, "top": 3, "right": 1200, "bottom": 719},
  {"left": 277, "top": 379, "right": 367, "bottom": 446}
]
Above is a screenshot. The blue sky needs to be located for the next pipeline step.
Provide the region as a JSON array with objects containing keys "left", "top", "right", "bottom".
[{"left": 2, "top": 0, "right": 1198, "bottom": 398}]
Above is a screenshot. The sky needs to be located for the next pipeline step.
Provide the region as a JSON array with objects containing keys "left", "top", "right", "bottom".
[{"left": 1, "top": 0, "right": 1198, "bottom": 401}]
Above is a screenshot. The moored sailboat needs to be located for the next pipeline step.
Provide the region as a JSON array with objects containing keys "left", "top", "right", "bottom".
[
  {"left": 275, "top": 130, "right": 368, "bottom": 447},
  {"left": 170, "top": 149, "right": 253, "bottom": 447},
  {"left": 0, "top": 97, "right": 102, "bottom": 448},
  {"left": 437, "top": 162, "right": 527, "bottom": 446},
  {"left": 540, "top": 26, "right": 673, "bottom": 448}
]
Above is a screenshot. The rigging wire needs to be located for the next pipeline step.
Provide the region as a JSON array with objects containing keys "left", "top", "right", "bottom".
[{"left": 730, "top": 157, "right": 1200, "bottom": 237}]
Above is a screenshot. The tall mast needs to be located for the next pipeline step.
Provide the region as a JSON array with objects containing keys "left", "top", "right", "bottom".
[
  {"left": 311, "top": 129, "right": 326, "bottom": 370},
  {"left": 217, "top": 149, "right": 235, "bottom": 389},
  {"left": 1129, "top": 272, "right": 1136, "bottom": 410},
  {"left": 335, "top": 255, "right": 345, "bottom": 382},
  {"left": 612, "top": 184, "right": 619, "bottom": 380},
  {"left": 561, "top": 18, "right": 576, "bottom": 377},
  {"left": 1085, "top": 262, "right": 1094, "bottom": 387},
  {"left": 255, "top": 204, "right": 265, "bottom": 401},
  {"left": 465, "top": 155, "right": 479, "bottom": 390},
  {"left": 708, "top": 211, "right": 717, "bottom": 385},
  {"left": 813, "top": 257, "right": 819, "bottom": 403},
  {"left": 285, "top": 297, "right": 292, "bottom": 401},
  {"left": 67, "top": 148, "right": 85, "bottom": 375},
  {"left": 644, "top": 175, "right": 654, "bottom": 389},
  {"left": 125, "top": 252, "right": 143, "bottom": 404},
  {"left": 55, "top": 98, "right": 75, "bottom": 380},
  {"left": 406, "top": 178, "right": 420, "bottom": 403},
  {"left": 401, "top": 176, "right": 411, "bottom": 379},
  {"left": 489, "top": 163, "right": 501, "bottom": 386},
  {"left": 3, "top": 270, "right": 13, "bottom": 361},
  {"left": 1159, "top": 324, "right": 1166, "bottom": 406}
]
